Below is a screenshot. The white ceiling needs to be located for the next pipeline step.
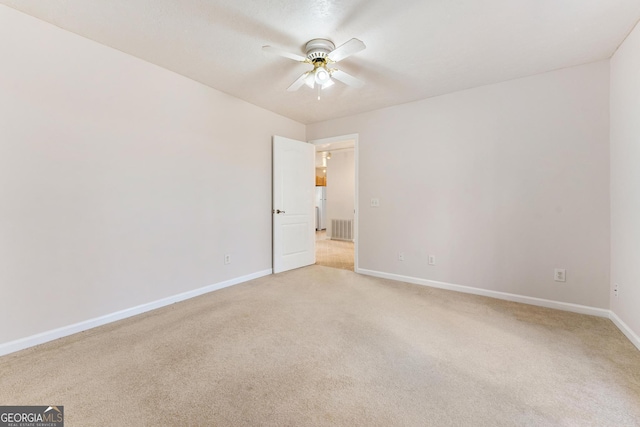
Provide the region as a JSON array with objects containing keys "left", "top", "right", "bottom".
[{"left": 3, "top": 0, "right": 640, "bottom": 124}]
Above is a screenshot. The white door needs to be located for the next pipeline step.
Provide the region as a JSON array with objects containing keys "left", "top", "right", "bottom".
[{"left": 273, "top": 136, "right": 315, "bottom": 273}]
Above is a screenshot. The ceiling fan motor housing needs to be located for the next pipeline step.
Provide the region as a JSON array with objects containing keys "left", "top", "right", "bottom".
[{"left": 305, "top": 39, "right": 335, "bottom": 63}]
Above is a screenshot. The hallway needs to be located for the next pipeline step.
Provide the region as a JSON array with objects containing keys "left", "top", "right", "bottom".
[{"left": 315, "top": 230, "right": 354, "bottom": 271}]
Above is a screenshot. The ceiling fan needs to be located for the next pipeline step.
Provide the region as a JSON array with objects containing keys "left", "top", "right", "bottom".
[{"left": 262, "top": 38, "right": 366, "bottom": 96}]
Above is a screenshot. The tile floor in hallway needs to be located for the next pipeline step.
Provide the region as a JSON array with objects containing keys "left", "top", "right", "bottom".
[{"left": 315, "top": 230, "right": 354, "bottom": 271}]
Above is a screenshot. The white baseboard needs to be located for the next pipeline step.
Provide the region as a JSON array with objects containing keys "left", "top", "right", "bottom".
[
  {"left": 0, "top": 269, "right": 272, "bottom": 357},
  {"left": 356, "top": 268, "right": 610, "bottom": 318},
  {"left": 4, "top": 268, "right": 637, "bottom": 357},
  {"left": 609, "top": 311, "right": 640, "bottom": 351}
]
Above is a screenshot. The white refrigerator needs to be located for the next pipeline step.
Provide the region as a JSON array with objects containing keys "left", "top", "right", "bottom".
[{"left": 315, "top": 186, "right": 326, "bottom": 230}]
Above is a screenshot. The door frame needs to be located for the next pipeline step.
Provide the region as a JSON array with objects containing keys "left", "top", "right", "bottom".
[{"left": 308, "top": 133, "right": 359, "bottom": 272}]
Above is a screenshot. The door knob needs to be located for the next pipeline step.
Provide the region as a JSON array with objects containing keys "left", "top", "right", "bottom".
[{"left": 273, "top": 209, "right": 285, "bottom": 214}]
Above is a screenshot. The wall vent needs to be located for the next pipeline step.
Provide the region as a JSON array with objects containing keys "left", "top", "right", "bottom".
[{"left": 331, "top": 219, "right": 353, "bottom": 241}]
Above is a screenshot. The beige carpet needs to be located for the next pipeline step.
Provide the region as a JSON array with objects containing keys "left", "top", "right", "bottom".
[
  {"left": 315, "top": 230, "right": 354, "bottom": 271},
  {"left": 1, "top": 266, "right": 639, "bottom": 426}
]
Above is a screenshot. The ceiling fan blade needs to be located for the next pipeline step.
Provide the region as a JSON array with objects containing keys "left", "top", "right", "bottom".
[
  {"left": 287, "top": 71, "right": 311, "bottom": 91},
  {"left": 262, "top": 45, "right": 308, "bottom": 62},
  {"left": 331, "top": 69, "right": 364, "bottom": 88},
  {"left": 327, "top": 38, "right": 366, "bottom": 63}
]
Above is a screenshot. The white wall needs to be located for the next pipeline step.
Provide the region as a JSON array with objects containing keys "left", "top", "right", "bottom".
[
  {"left": 326, "top": 149, "right": 355, "bottom": 238},
  {"left": 308, "top": 61, "right": 611, "bottom": 309},
  {"left": 0, "top": 5, "right": 625, "bottom": 352},
  {"left": 0, "top": 6, "right": 304, "bottom": 346},
  {"left": 610, "top": 21, "right": 640, "bottom": 342}
]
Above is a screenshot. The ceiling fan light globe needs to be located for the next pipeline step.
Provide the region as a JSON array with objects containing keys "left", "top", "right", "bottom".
[
  {"left": 314, "top": 67, "right": 331, "bottom": 85},
  {"left": 321, "top": 79, "right": 335, "bottom": 90},
  {"left": 305, "top": 72, "right": 316, "bottom": 89}
]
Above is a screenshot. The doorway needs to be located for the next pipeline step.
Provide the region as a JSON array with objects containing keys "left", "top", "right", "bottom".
[
  {"left": 315, "top": 230, "right": 354, "bottom": 270},
  {"left": 310, "top": 134, "right": 358, "bottom": 271}
]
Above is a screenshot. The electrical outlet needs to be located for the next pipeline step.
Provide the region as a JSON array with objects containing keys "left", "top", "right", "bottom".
[
  {"left": 398, "top": 252, "right": 405, "bottom": 261},
  {"left": 224, "top": 254, "right": 231, "bottom": 265},
  {"left": 370, "top": 198, "right": 380, "bottom": 207},
  {"left": 554, "top": 268, "right": 566, "bottom": 282},
  {"left": 614, "top": 283, "right": 619, "bottom": 297},
  {"left": 428, "top": 255, "right": 436, "bottom": 265}
]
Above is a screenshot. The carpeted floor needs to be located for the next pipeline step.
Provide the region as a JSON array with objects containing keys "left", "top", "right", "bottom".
[
  {"left": 1, "top": 266, "right": 639, "bottom": 426},
  {"left": 315, "top": 230, "right": 354, "bottom": 271}
]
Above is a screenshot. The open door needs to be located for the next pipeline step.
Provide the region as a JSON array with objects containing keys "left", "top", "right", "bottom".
[{"left": 273, "top": 136, "right": 315, "bottom": 273}]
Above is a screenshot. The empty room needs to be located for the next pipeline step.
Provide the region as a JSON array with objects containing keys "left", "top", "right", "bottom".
[{"left": 1, "top": 1, "right": 639, "bottom": 425}]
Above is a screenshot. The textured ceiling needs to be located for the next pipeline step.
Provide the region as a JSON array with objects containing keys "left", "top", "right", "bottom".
[{"left": 3, "top": 0, "right": 640, "bottom": 124}]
